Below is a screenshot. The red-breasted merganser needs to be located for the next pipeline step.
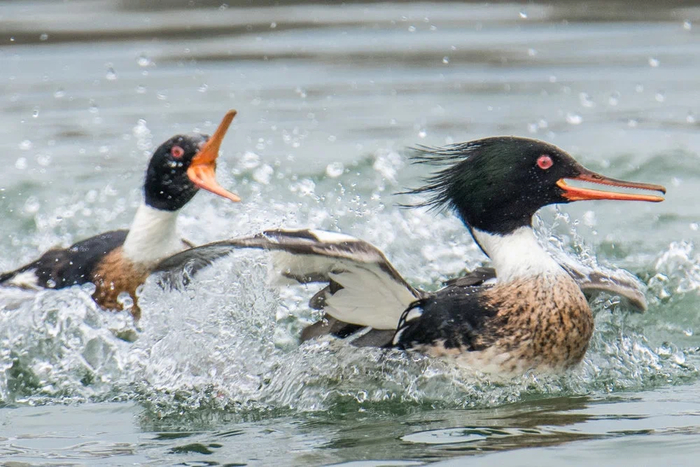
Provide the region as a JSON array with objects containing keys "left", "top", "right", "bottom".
[
  {"left": 154, "top": 137, "right": 665, "bottom": 373},
  {"left": 0, "top": 110, "right": 240, "bottom": 319}
]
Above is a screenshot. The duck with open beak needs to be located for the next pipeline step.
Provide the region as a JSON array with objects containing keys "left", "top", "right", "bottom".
[
  {"left": 1, "top": 109, "right": 242, "bottom": 319},
  {"left": 187, "top": 109, "right": 241, "bottom": 203}
]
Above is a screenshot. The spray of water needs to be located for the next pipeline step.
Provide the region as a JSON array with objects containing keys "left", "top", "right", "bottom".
[{"left": 1, "top": 149, "right": 696, "bottom": 418}]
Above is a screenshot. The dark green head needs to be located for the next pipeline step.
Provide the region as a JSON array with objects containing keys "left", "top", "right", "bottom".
[{"left": 406, "top": 137, "right": 665, "bottom": 235}]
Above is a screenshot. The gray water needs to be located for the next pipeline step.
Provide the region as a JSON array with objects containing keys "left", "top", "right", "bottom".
[{"left": 1, "top": 1, "right": 700, "bottom": 465}]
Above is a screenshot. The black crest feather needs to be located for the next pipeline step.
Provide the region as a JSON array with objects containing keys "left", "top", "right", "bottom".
[
  {"left": 399, "top": 141, "right": 485, "bottom": 212},
  {"left": 397, "top": 136, "right": 575, "bottom": 234}
]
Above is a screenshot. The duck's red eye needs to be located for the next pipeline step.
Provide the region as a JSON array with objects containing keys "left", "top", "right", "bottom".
[
  {"left": 171, "top": 146, "right": 184, "bottom": 159},
  {"left": 537, "top": 155, "right": 553, "bottom": 170}
]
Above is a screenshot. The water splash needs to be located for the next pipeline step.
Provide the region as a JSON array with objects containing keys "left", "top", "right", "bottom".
[{"left": 0, "top": 151, "right": 696, "bottom": 416}]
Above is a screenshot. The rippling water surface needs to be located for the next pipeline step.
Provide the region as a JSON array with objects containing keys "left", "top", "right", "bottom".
[{"left": 1, "top": 1, "right": 700, "bottom": 465}]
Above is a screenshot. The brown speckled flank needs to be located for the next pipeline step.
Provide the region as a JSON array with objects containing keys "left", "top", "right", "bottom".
[
  {"left": 481, "top": 274, "right": 593, "bottom": 371},
  {"left": 91, "top": 247, "right": 150, "bottom": 320},
  {"left": 420, "top": 273, "right": 593, "bottom": 373}
]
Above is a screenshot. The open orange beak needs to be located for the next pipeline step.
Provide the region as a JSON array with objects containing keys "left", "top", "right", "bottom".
[
  {"left": 557, "top": 167, "right": 665, "bottom": 202},
  {"left": 187, "top": 109, "right": 241, "bottom": 203}
]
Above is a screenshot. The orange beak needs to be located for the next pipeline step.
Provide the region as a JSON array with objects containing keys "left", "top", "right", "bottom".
[
  {"left": 187, "top": 109, "right": 241, "bottom": 203},
  {"left": 557, "top": 167, "right": 665, "bottom": 202}
]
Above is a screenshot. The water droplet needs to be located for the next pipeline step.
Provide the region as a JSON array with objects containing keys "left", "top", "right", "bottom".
[
  {"left": 136, "top": 85, "right": 146, "bottom": 94},
  {"left": 37, "top": 154, "right": 51, "bottom": 166},
  {"left": 133, "top": 119, "right": 153, "bottom": 151},
  {"left": 527, "top": 122, "right": 538, "bottom": 133},
  {"left": 325, "top": 162, "right": 345, "bottom": 178},
  {"left": 628, "top": 119, "right": 638, "bottom": 128},
  {"left": 655, "top": 91, "right": 665, "bottom": 102},
  {"left": 527, "top": 48, "right": 537, "bottom": 57},
  {"left": 418, "top": 129, "right": 427, "bottom": 138},
  {"left": 635, "top": 84, "right": 644, "bottom": 93},
  {"left": 538, "top": 118, "right": 548, "bottom": 129},
  {"left": 548, "top": 75, "right": 557, "bottom": 83},
  {"left": 684, "top": 20, "right": 692, "bottom": 30},
  {"left": 673, "top": 351, "right": 686, "bottom": 365},
  {"left": 442, "top": 56, "right": 449, "bottom": 64},
  {"left": 54, "top": 88, "right": 66, "bottom": 98},
  {"left": 519, "top": 10, "right": 528, "bottom": 19},
  {"left": 690, "top": 223, "right": 699, "bottom": 232},
  {"left": 579, "top": 92, "right": 595, "bottom": 108},
  {"left": 687, "top": 111, "right": 695, "bottom": 123},
  {"left": 24, "top": 196, "right": 40, "bottom": 213},
  {"left": 39, "top": 33, "right": 48, "bottom": 41},
  {"left": 291, "top": 178, "right": 316, "bottom": 196},
  {"left": 32, "top": 107, "right": 40, "bottom": 118},
  {"left": 648, "top": 57, "right": 660, "bottom": 67},
  {"left": 608, "top": 91, "right": 620, "bottom": 106},
  {"left": 137, "top": 54, "right": 151, "bottom": 67},
  {"left": 408, "top": 25, "right": 416, "bottom": 32},
  {"left": 105, "top": 67, "right": 117, "bottom": 81},
  {"left": 18, "top": 140, "right": 32, "bottom": 150},
  {"left": 89, "top": 100, "right": 99, "bottom": 114},
  {"left": 240, "top": 151, "right": 261, "bottom": 169},
  {"left": 81, "top": 282, "right": 97, "bottom": 294},
  {"left": 253, "top": 164, "right": 274, "bottom": 185},
  {"left": 198, "top": 84, "right": 208, "bottom": 93},
  {"left": 295, "top": 87, "right": 307, "bottom": 98},
  {"left": 156, "top": 91, "right": 168, "bottom": 100},
  {"left": 14, "top": 157, "right": 27, "bottom": 170},
  {"left": 219, "top": 3, "right": 229, "bottom": 11},
  {"left": 117, "top": 292, "right": 134, "bottom": 310},
  {"left": 270, "top": 22, "right": 277, "bottom": 29},
  {"left": 565, "top": 113, "right": 582, "bottom": 125},
  {"left": 46, "top": 279, "right": 56, "bottom": 288},
  {"left": 133, "top": 119, "right": 150, "bottom": 138}
]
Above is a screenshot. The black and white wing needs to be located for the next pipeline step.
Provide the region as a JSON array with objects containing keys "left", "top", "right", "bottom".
[
  {"left": 445, "top": 264, "right": 648, "bottom": 312},
  {"left": 558, "top": 260, "right": 648, "bottom": 312},
  {"left": 393, "top": 283, "right": 492, "bottom": 351},
  {"left": 154, "top": 229, "right": 422, "bottom": 330}
]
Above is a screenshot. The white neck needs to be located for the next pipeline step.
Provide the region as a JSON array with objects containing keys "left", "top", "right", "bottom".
[
  {"left": 122, "top": 203, "right": 184, "bottom": 265},
  {"left": 471, "top": 226, "right": 565, "bottom": 283}
]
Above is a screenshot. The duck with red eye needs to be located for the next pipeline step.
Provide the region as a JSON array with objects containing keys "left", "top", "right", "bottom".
[
  {"left": 168, "top": 136, "right": 665, "bottom": 374},
  {"left": 0, "top": 110, "right": 240, "bottom": 320},
  {"left": 395, "top": 137, "right": 665, "bottom": 372},
  {"left": 432, "top": 138, "right": 664, "bottom": 238}
]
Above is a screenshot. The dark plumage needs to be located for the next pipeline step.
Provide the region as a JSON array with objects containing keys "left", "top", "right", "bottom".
[
  {"left": 1, "top": 111, "right": 240, "bottom": 318},
  {"left": 154, "top": 136, "right": 665, "bottom": 373},
  {"left": 0, "top": 231, "right": 128, "bottom": 290}
]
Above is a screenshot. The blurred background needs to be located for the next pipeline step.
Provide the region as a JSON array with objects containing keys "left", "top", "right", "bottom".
[{"left": 2, "top": 1, "right": 700, "bottom": 466}]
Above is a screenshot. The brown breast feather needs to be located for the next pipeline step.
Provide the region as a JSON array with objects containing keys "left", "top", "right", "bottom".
[
  {"left": 90, "top": 247, "right": 151, "bottom": 320},
  {"left": 480, "top": 274, "right": 594, "bottom": 372}
]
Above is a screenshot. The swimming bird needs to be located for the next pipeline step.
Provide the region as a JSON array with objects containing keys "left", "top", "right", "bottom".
[
  {"left": 0, "top": 110, "right": 241, "bottom": 319},
  {"left": 155, "top": 137, "right": 665, "bottom": 373}
]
